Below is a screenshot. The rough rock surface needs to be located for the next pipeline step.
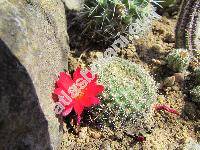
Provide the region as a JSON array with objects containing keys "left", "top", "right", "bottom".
[{"left": 0, "top": 0, "right": 69, "bottom": 149}]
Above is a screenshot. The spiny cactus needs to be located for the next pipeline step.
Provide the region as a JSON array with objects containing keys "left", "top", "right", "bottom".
[
  {"left": 90, "top": 57, "right": 157, "bottom": 129},
  {"left": 175, "top": 0, "right": 200, "bottom": 56},
  {"left": 166, "top": 49, "right": 190, "bottom": 72},
  {"left": 190, "top": 85, "right": 200, "bottom": 103},
  {"left": 79, "top": 0, "right": 160, "bottom": 43}
]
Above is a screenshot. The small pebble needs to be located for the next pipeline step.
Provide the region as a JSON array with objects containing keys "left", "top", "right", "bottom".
[
  {"left": 163, "top": 76, "right": 175, "bottom": 87},
  {"left": 157, "top": 95, "right": 165, "bottom": 103},
  {"left": 152, "top": 59, "right": 166, "bottom": 65},
  {"left": 95, "top": 52, "right": 103, "bottom": 58},
  {"left": 136, "top": 135, "right": 146, "bottom": 142},
  {"left": 172, "top": 85, "right": 179, "bottom": 91},
  {"left": 101, "top": 140, "right": 112, "bottom": 150},
  {"left": 174, "top": 73, "right": 185, "bottom": 83},
  {"left": 151, "top": 44, "right": 162, "bottom": 51},
  {"left": 163, "top": 12, "right": 170, "bottom": 17},
  {"left": 90, "top": 131, "right": 101, "bottom": 139},
  {"left": 114, "top": 132, "right": 123, "bottom": 140},
  {"left": 78, "top": 127, "right": 88, "bottom": 139},
  {"left": 85, "top": 136, "right": 90, "bottom": 143},
  {"left": 152, "top": 59, "right": 162, "bottom": 65},
  {"left": 164, "top": 33, "right": 175, "bottom": 43},
  {"left": 126, "top": 50, "right": 135, "bottom": 58}
]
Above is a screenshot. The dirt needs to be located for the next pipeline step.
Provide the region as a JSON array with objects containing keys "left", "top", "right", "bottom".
[{"left": 59, "top": 15, "right": 200, "bottom": 150}]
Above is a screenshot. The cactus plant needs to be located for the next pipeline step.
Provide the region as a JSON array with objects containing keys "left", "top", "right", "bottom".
[
  {"left": 90, "top": 57, "right": 157, "bottom": 128},
  {"left": 190, "top": 85, "right": 200, "bottom": 103},
  {"left": 79, "top": 0, "right": 160, "bottom": 43},
  {"left": 166, "top": 49, "right": 190, "bottom": 72},
  {"left": 175, "top": 0, "right": 200, "bottom": 56}
]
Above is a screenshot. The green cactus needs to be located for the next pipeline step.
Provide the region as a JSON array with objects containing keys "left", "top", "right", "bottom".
[
  {"left": 175, "top": 0, "right": 200, "bottom": 57},
  {"left": 90, "top": 57, "right": 157, "bottom": 128},
  {"left": 166, "top": 49, "right": 190, "bottom": 72},
  {"left": 79, "top": 0, "right": 160, "bottom": 42},
  {"left": 190, "top": 86, "right": 200, "bottom": 102}
]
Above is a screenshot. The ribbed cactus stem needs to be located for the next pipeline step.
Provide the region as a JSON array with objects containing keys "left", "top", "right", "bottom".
[{"left": 175, "top": 0, "right": 200, "bottom": 52}]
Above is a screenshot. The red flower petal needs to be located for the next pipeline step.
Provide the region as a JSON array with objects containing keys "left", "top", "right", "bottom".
[
  {"left": 54, "top": 88, "right": 74, "bottom": 106},
  {"left": 74, "top": 103, "right": 84, "bottom": 124},
  {"left": 73, "top": 67, "right": 82, "bottom": 81},
  {"left": 74, "top": 103, "right": 84, "bottom": 116},
  {"left": 88, "top": 96, "right": 100, "bottom": 105},
  {"left": 86, "top": 82, "right": 104, "bottom": 96},
  {"left": 78, "top": 96, "right": 93, "bottom": 107},
  {"left": 88, "top": 73, "right": 97, "bottom": 83},
  {"left": 54, "top": 87, "right": 63, "bottom": 95},
  {"left": 73, "top": 67, "right": 97, "bottom": 83},
  {"left": 56, "top": 72, "right": 74, "bottom": 91},
  {"left": 62, "top": 105, "right": 73, "bottom": 116},
  {"left": 77, "top": 95, "right": 100, "bottom": 107}
]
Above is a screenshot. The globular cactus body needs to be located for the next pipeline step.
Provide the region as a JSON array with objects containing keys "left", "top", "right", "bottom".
[
  {"left": 190, "top": 85, "right": 200, "bottom": 102},
  {"left": 80, "top": 0, "right": 160, "bottom": 42},
  {"left": 90, "top": 57, "right": 157, "bottom": 128},
  {"left": 166, "top": 49, "right": 190, "bottom": 72}
]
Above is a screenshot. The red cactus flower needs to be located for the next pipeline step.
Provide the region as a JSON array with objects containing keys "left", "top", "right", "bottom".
[
  {"left": 154, "top": 104, "right": 180, "bottom": 116},
  {"left": 53, "top": 67, "right": 104, "bottom": 124}
]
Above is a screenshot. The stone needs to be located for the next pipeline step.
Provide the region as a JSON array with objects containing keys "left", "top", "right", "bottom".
[
  {"left": 163, "top": 76, "right": 176, "bottom": 87},
  {"left": 0, "top": 0, "right": 69, "bottom": 149},
  {"left": 114, "top": 131, "right": 123, "bottom": 140},
  {"left": 90, "top": 131, "right": 101, "bottom": 139},
  {"left": 164, "top": 33, "right": 175, "bottom": 43},
  {"left": 152, "top": 59, "right": 166, "bottom": 65},
  {"left": 101, "top": 140, "right": 112, "bottom": 150},
  {"left": 63, "top": 0, "right": 84, "bottom": 11},
  {"left": 78, "top": 127, "right": 88, "bottom": 139},
  {"left": 174, "top": 73, "right": 185, "bottom": 83}
]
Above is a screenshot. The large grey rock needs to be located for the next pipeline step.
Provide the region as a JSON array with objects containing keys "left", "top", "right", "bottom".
[{"left": 0, "top": 0, "right": 69, "bottom": 149}]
